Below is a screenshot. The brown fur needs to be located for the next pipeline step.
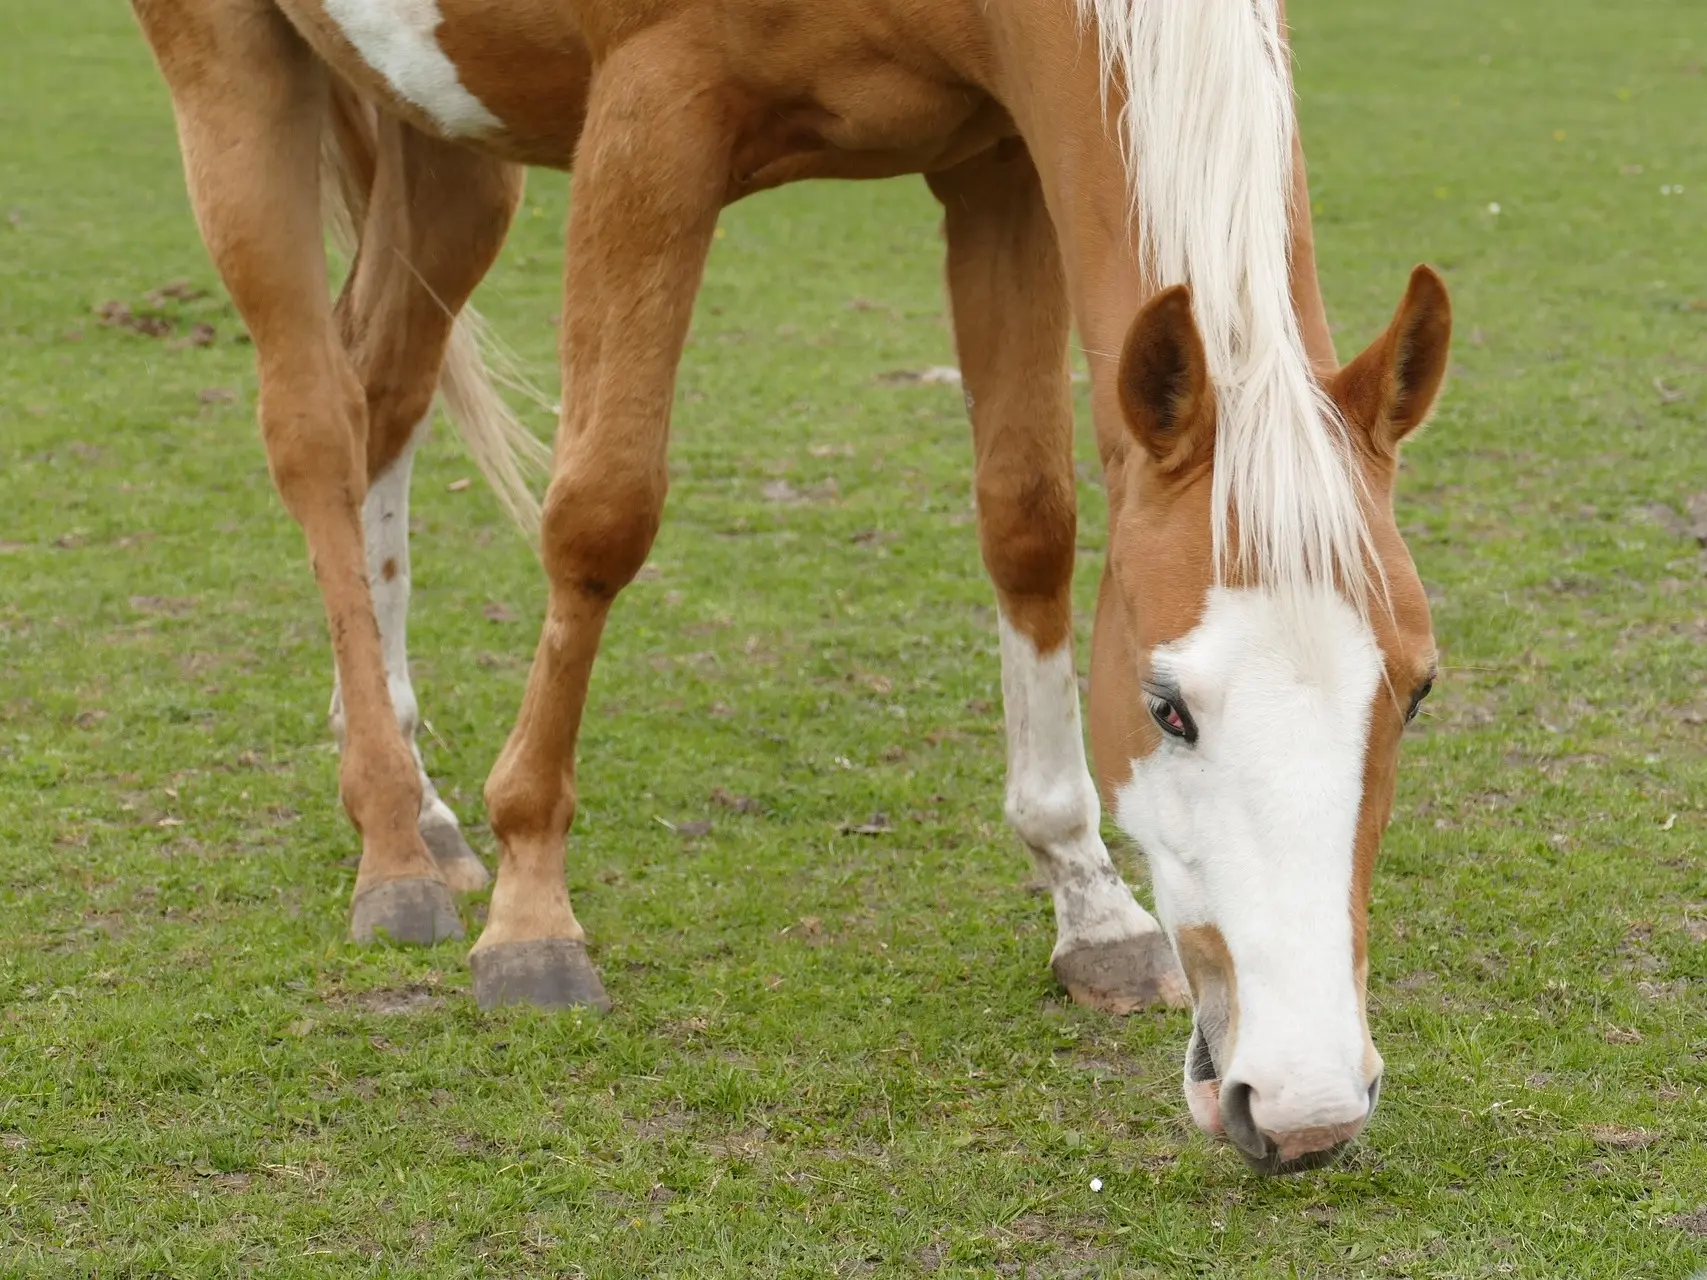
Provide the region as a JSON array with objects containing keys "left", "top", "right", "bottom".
[
  {"left": 1176, "top": 923, "right": 1239, "bottom": 1060},
  {"left": 126, "top": 0, "right": 1442, "bottom": 1022},
  {"left": 927, "top": 142, "right": 1076, "bottom": 654},
  {"left": 1116, "top": 286, "right": 1217, "bottom": 477}
]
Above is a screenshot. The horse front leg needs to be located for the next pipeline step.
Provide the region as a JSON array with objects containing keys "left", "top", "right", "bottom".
[
  {"left": 928, "top": 146, "right": 1189, "bottom": 1013},
  {"left": 472, "top": 30, "right": 730, "bottom": 1011}
]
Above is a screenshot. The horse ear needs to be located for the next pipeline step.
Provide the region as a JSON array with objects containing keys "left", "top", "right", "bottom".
[
  {"left": 1118, "top": 285, "right": 1215, "bottom": 473},
  {"left": 1333, "top": 265, "right": 1452, "bottom": 453}
]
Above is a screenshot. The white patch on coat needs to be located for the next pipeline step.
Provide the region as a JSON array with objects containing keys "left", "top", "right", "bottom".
[
  {"left": 321, "top": 0, "right": 502, "bottom": 138},
  {"left": 997, "top": 616, "right": 1163, "bottom": 957},
  {"left": 328, "top": 427, "right": 462, "bottom": 834},
  {"left": 1114, "top": 586, "right": 1381, "bottom": 1136}
]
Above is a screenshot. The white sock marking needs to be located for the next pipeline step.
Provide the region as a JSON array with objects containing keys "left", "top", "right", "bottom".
[
  {"left": 998, "top": 616, "right": 1161, "bottom": 955},
  {"left": 329, "top": 427, "right": 460, "bottom": 831}
]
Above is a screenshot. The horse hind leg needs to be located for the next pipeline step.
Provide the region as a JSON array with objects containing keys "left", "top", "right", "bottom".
[
  {"left": 326, "top": 100, "right": 527, "bottom": 894},
  {"left": 134, "top": 1, "right": 458, "bottom": 942},
  {"left": 328, "top": 430, "right": 491, "bottom": 892},
  {"left": 927, "top": 146, "right": 1188, "bottom": 1013}
]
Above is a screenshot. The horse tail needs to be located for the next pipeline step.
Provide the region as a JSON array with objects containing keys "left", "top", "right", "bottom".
[
  {"left": 1076, "top": 0, "right": 1374, "bottom": 607},
  {"left": 320, "top": 81, "right": 551, "bottom": 540}
]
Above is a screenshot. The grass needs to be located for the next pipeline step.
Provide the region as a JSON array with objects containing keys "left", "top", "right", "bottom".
[{"left": 1, "top": 0, "right": 1704, "bottom": 1274}]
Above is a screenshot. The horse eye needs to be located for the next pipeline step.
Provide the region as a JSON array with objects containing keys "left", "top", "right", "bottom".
[
  {"left": 1148, "top": 692, "right": 1197, "bottom": 744},
  {"left": 1405, "top": 678, "right": 1434, "bottom": 724}
]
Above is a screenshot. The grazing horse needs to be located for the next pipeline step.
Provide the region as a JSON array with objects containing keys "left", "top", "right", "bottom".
[{"left": 129, "top": 0, "right": 1451, "bottom": 1172}]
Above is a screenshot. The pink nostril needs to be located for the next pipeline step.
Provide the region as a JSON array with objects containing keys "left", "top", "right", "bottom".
[{"left": 1185, "top": 1076, "right": 1224, "bottom": 1135}]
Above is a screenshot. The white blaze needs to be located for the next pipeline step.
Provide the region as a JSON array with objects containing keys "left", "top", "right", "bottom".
[
  {"left": 321, "top": 0, "right": 503, "bottom": 138},
  {"left": 1114, "top": 587, "right": 1381, "bottom": 1132}
]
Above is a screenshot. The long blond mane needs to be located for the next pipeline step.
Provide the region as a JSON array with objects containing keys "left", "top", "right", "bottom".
[{"left": 1077, "top": 0, "right": 1375, "bottom": 609}]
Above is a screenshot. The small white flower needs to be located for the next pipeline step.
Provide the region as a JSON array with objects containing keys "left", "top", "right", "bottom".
[
  {"left": 1487, "top": 202, "right": 1502, "bottom": 214},
  {"left": 1089, "top": 1177, "right": 1104, "bottom": 1193}
]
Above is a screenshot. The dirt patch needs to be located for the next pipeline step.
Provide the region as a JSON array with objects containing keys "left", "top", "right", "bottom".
[
  {"left": 876, "top": 366, "right": 962, "bottom": 387},
  {"left": 325, "top": 985, "right": 445, "bottom": 1016},
  {"left": 1683, "top": 905, "right": 1707, "bottom": 944},
  {"left": 710, "top": 786, "right": 764, "bottom": 815},
  {"left": 1636, "top": 495, "right": 1707, "bottom": 547},
  {"left": 762, "top": 478, "right": 840, "bottom": 504},
  {"left": 1586, "top": 1124, "right": 1659, "bottom": 1149},
  {"left": 838, "top": 812, "right": 893, "bottom": 836},
  {"left": 783, "top": 915, "right": 829, "bottom": 946},
  {"left": 128, "top": 596, "right": 198, "bottom": 617},
  {"left": 94, "top": 282, "right": 225, "bottom": 349},
  {"left": 1666, "top": 1207, "right": 1707, "bottom": 1237}
]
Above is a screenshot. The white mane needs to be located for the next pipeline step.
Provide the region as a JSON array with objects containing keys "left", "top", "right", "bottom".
[{"left": 1076, "top": 0, "right": 1376, "bottom": 608}]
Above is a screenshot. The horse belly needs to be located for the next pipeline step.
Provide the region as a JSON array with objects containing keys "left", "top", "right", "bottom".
[{"left": 282, "top": 0, "right": 591, "bottom": 166}]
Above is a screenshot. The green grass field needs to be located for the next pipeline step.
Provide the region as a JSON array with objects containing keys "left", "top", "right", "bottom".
[{"left": 2, "top": 0, "right": 1705, "bottom": 1275}]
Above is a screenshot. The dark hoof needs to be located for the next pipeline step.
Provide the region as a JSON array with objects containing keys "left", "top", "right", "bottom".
[
  {"left": 419, "top": 816, "right": 491, "bottom": 893},
  {"left": 470, "top": 939, "right": 612, "bottom": 1013},
  {"left": 1053, "top": 931, "right": 1190, "bottom": 1014},
  {"left": 350, "top": 876, "right": 464, "bottom": 945}
]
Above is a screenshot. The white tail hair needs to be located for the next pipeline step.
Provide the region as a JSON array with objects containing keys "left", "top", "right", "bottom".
[
  {"left": 437, "top": 311, "right": 554, "bottom": 537},
  {"left": 1076, "top": 0, "right": 1374, "bottom": 606},
  {"left": 321, "top": 85, "right": 550, "bottom": 539}
]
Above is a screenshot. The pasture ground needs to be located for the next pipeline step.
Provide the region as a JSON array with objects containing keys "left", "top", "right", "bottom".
[{"left": 2, "top": 0, "right": 1705, "bottom": 1275}]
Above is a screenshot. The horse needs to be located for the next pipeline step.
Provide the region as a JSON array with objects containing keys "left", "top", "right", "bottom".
[{"left": 127, "top": 0, "right": 1451, "bottom": 1173}]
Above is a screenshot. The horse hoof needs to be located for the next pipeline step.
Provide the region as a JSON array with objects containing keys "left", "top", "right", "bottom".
[
  {"left": 419, "top": 816, "right": 491, "bottom": 893},
  {"left": 350, "top": 876, "right": 464, "bottom": 945},
  {"left": 470, "top": 939, "right": 612, "bottom": 1013},
  {"left": 1053, "top": 930, "right": 1190, "bottom": 1013}
]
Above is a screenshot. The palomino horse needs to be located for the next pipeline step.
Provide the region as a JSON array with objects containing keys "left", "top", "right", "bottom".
[{"left": 129, "top": 0, "right": 1451, "bottom": 1172}]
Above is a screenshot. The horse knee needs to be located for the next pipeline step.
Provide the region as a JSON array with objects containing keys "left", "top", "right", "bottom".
[
  {"left": 976, "top": 464, "right": 1076, "bottom": 600},
  {"left": 540, "top": 462, "right": 667, "bottom": 599}
]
